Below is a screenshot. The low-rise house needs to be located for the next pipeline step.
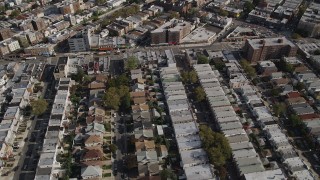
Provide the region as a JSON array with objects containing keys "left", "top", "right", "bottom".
[
  {"left": 258, "top": 60, "right": 278, "bottom": 76},
  {"left": 84, "top": 134, "right": 102, "bottom": 147},
  {"left": 82, "top": 147, "right": 104, "bottom": 162},
  {"left": 81, "top": 165, "right": 102, "bottom": 179}
]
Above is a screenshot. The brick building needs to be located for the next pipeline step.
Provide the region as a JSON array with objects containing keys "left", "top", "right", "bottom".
[{"left": 243, "top": 37, "right": 297, "bottom": 63}]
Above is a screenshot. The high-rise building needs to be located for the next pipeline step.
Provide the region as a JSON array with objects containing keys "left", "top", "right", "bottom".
[
  {"left": 243, "top": 37, "right": 298, "bottom": 63},
  {"left": 151, "top": 19, "right": 191, "bottom": 45}
]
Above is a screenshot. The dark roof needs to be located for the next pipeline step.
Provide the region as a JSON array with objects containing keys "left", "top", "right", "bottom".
[
  {"left": 51, "top": 114, "right": 63, "bottom": 120},
  {"left": 57, "top": 57, "right": 68, "bottom": 66},
  {"left": 47, "top": 126, "right": 60, "bottom": 131}
]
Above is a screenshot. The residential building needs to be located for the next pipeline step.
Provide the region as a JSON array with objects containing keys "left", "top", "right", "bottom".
[
  {"left": 297, "top": 2, "right": 320, "bottom": 37},
  {"left": 151, "top": 19, "right": 192, "bottom": 45},
  {"left": 243, "top": 37, "right": 298, "bottom": 63}
]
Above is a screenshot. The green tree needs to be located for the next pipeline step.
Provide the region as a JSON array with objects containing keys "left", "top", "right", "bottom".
[
  {"left": 118, "top": 85, "right": 130, "bottom": 98},
  {"left": 219, "top": 9, "right": 229, "bottom": 17},
  {"left": 104, "top": 87, "right": 121, "bottom": 110},
  {"left": 120, "top": 92, "right": 131, "bottom": 112},
  {"left": 169, "top": 11, "right": 180, "bottom": 19},
  {"left": 31, "top": 98, "right": 48, "bottom": 116},
  {"left": 181, "top": 70, "right": 198, "bottom": 84},
  {"left": 125, "top": 56, "right": 139, "bottom": 70},
  {"left": 273, "top": 103, "right": 286, "bottom": 117},
  {"left": 199, "top": 125, "right": 232, "bottom": 168},
  {"left": 189, "top": 70, "right": 198, "bottom": 84},
  {"left": 292, "top": 33, "right": 302, "bottom": 39},
  {"left": 160, "top": 168, "right": 177, "bottom": 180},
  {"left": 10, "top": 10, "right": 20, "bottom": 18},
  {"left": 240, "top": 60, "right": 256, "bottom": 78},
  {"left": 71, "top": 68, "right": 85, "bottom": 83},
  {"left": 109, "top": 144, "right": 118, "bottom": 153},
  {"left": 295, "top": 82, "right": 305, "bottom": 91},
  {"left": 289, "top": 114, "right": 303, "bottom": 127},
  {"left": 194, "top": 86, "right": 206, "bottom": 102},
  {"left": 214, "top": 61, "right": 226, "bottom": 71},
  {"left": 96, "top": 0, "right": 106, "bottom": 5},
  {"left": 271, "top": 88, "right": 281, "bottom": 97},
  {"left": 0, "top": 6, "right": 6, "bottom": 12},
  {"left": 197, "top": 54, "right": 209, "bottom": 64},
  {"left": 276, "top": 59, "right": 293, "bottom": 73},
  {"left": 243, "top": 2, "right": 255, "bottom": 15}
]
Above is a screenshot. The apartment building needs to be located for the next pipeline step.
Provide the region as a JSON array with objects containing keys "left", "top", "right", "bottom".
[
  {"left": 151, "top": 19, "right": 192, "bottom": 45},
  {"left": 243, "top": 37, "right": 298, "bottom": 63}
]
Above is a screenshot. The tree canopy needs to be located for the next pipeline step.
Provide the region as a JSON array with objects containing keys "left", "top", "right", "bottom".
[
  {"left": 292, "top": 33, "right": 302, "bottom": 39},
  {"left": 194, "top": 86, "right": 206, "bottom": 102},
  {"left": 31, "top": 98, "right": 48, "bottom": 116},
  {"left": 104, "top": 80, "right": 131, "bottom": 110},
  {"left": 160, "top": 168, "right": 177, "bottom": 180},
  {"left": 295, "top": 82, "right": 305, "bottom": 91},
  {"left": 240, "top": 60, "right": 256, "bottom": 78},
  {"left": 289, "top": 114, "right": 303, "bottom": 127},
  {"left": 197, "top": 54, "right": 209, "bottom": 64},
  {"left": 273, "top": 103, "right": 286, "bottom": 117},
  {"left": 181, "top": 70, "right": 198, "bottom": 84},
  {"left": 125, "top": 56, "right": 139, "bottom": 70},
  {"left": 104, "top": 87, "right": 121, "bottom": 110},
  {"left": 199, "top": 125, "right": 232, "bottom": 169},
  {"left": 219, "top": 9, "right": 229, "bottom": 17},
  {"left": 71, "top": 68, "right": 85, "bottom": 83},
  {"left": 276, "top": 59, "right": 294, "bottom": 73}
]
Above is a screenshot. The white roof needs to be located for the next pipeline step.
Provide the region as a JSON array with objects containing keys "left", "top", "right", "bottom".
[
  {"left": 184, "top": 164, "right": 214, "bottom": 180},
  {"left": 244, "top": 169, "right": 286, "bottom": 180}
]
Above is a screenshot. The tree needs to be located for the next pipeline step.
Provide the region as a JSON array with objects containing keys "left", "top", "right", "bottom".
[
  {"left": 125, "top": 56, "right": 139, "bottom": 70},
  {"left": 276, "top": 59, "right": 293, "bottom": 73},
  {"left": 240, "top": 60, "right": 256, "bottom": 78},
  {"left": 181, "top": 70, "right": 198, "bottom": 84},
  {"left": 104, "top": 87, "right": 121, "bottom": 110},
  {"left": 271, "top": 88, "right": 280, "bottom": 97},
  {"left": 199, "top": 125, "right": 232, "bottom": 168},
  {"left": 189, "top": 70, "right": 198, "bottom": 84},
  {"left": 10, "top": 10, "right": 20, "bottom": 18},
  {"left": 214, "top": 60, "right": 226, "bottom": 71},
  {"left": 120, "top": 92, "right": 131, "bottom": 112},
  {"left": 219, "top": 9, "right": 229, "bottom": 17},
  {"left": 197, "top": 54, "right": 209, "bottom": 64},
  {"left": 292, "top": 33, "right": 302, "bottom": 39},
  {"left": 109, "top": 144, "right": 118, "bottom": 153},
  {"left": 295, "top": 82, "right": 305, "bottom": 91},
  {"left": 0, "top": 6, "right": 5, "bottom": 13},
  {"left": 273, "top": 103, "right": 286, "bottom": 117},
  {"left": 289, "top": 114, "right": 303, "bottom": 127},
  {"left": 169, "top": 11, "right": 180, "bottom": 19},
  {"left": 31, "top": 99, "right": 48, "bottom": 116},
  {"left": 71, "top": 68, "right": 85, "bottom": 83},
  {"left": 243, "top": 2, "right": 255, "bottom": 15},
  {"left": 194, "top": 86, "right": 206, "bottom": 102},
  {"left": 314, "top": 49, "right": 320, "bottom": 55},
  {"left": 96, "top": 0, "right": 106, "bottom": 5},
  {"left": 160, "top": 169, "right": 177, "bottom": 180}
]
